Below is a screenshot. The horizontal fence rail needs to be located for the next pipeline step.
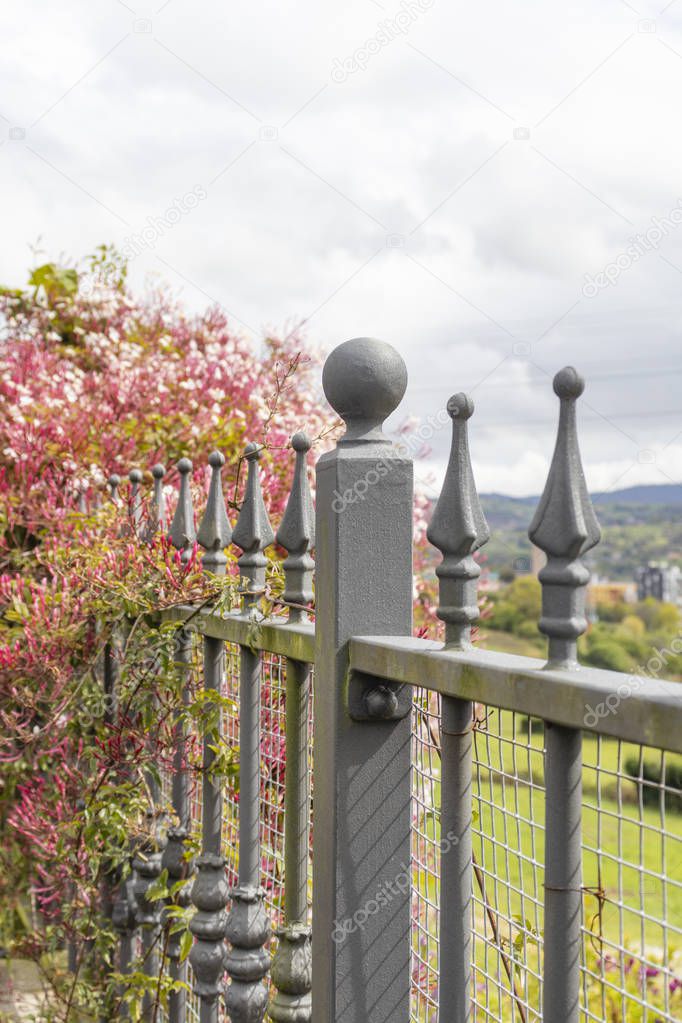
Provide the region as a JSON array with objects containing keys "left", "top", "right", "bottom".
[{"left": 74, "top": 336, "right": 681, "bottom": 1023}]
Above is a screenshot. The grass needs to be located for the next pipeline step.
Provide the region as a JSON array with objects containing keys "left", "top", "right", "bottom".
[{"left": 479, "top": 629, "right": 545, "bottom": 659}]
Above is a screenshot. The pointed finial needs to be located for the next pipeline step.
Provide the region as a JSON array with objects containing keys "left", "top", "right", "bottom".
[
  {"left": 529, "top": 367, "right": 601, "bottom": 668},
  {"left": 169, "top": 458, "right": 196, "bottom": 564},
  {"left": 427, "top": 393, "right": 490, "bottom": 647},
  {"left": 232, "top": 444, "right": 275, "bottom": 606},
  {"left": 108, "top": 473, "right": 121, "bottom": 505},
  {"left": 142, "top": 464, "right": 166, "bottom": 542},
  {"left": 276, "top": 432, "right": 315, "bottom": 621},
  {"left": 152, "top": 464, "right": 166, "bottom": 523},
  {"left": 197, "top": 451, "right": 232, "bottom": 576},
  {"left": 128, "top": 469, "right": 143, "bottom": 531},
  {"left": 322, "top": 337, "right": 407, "bottom": 444}
]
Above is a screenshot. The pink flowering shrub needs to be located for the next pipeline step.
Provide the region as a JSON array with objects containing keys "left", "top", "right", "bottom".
[
  {"left": 0, "top": 248, "right": 446, "bottom": 1018},
  {"left": 0, "top": 249, "right": 335, "bottom": 1016}
]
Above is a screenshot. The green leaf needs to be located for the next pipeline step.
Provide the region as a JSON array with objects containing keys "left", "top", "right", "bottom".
[{"left": 180, "top": 928, "right": 193, "bottom": 963}]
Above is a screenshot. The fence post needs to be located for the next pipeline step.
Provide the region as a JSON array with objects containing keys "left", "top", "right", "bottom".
[{"left": 313, "top": 338, "right": 413, "bottom": 1023}]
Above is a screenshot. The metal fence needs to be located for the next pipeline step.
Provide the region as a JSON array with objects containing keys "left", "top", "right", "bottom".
[{"left": 103, "top": 336, "right": 682, "bottom": 1023}]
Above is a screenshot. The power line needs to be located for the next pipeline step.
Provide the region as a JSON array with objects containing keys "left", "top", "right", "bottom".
[
  {"left": 407, "top": 364, "right": 682, "bottom": 394},
  {"left": 476, "top": 408, "right": 681, "bottom": 429}
]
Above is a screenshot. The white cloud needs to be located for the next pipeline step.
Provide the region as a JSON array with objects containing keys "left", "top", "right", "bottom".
[{"left": 1, "top": 0, "right": 681, "bottom": 496}]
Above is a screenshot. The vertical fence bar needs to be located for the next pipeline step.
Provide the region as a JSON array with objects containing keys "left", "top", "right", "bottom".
[
  {"left": 109, "top": 613, "right": 136, "bottom": 1019},
  {"left": 144, "top": 462, "right": 167, "bottom": 543},
  {"left": 129, "top": 469, "right": 143, "bottom": 533},
  {"left": 190, "top": 451, "right": 233, "bottom": 1023},
  {"left": 226, "top": 443, "right": 274, "bottom": 1022},
  {"left": 426, "top": 393, "right": 489, "bottom": 1022},
  {"left": 163, "top": 628, "right": 192, "bottom": 1023},
  {"left": 270, "top": 432, "right": 315, "bottom": 1022},
  {"left": 313, "top": 338, "right": 413, "bottom": 1023},
  {"left": 133, "top": 820, "right": 167, "bottom": 1021},
  {"left": 529, "top": 367, "right": 601, "bottom": 1023},
  {"left": 126, "top": 464, "right": 169, "bottom": 1023},
  {"left": 99, "top": 635, "right": 120, "bottom": 1020},
  {"left": 108, "top": 473, "right": 121, "bottom": 505},
  {"left": 160, "top": 457, "right": 197, "bottom": 1021}
]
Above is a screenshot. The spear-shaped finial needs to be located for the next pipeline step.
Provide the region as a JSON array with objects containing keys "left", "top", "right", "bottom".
[
  {"left": 141, "top": 464, "right": 167, "bottom": 543},
  {"left": 427, "top": 393, "right": 490, "bottom": 647},
  {"left": 128, "top": 469, "right": 143, "bottom": 532},
  {"left": 529, "top": 367, "right": 601, "bottom": 668},
  {"left": 197, "top": 451, "right": 232, "bottom": 576},
  {"left": 108, "top": 473, "right": 121, "bottom": 505},
  {"left": 169, "top": 458, "right": 196, "bottom": 564},
  {"left": 276, "top": 432, "right": 315, "bottom": 622},
  {"left": 232, "top": 443, "right": 275, "bottom": 607}
]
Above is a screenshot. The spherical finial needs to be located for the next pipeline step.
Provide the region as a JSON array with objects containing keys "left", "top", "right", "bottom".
[
  {"left": 208, "top": 450, "right": 225, "bottom": 469},
  {"left": 244, "top": 442, "right": 261, "bottom": 461},
  {"left": 553, "top": 366, "right": 584, "bottom": 400},
  {"left": 291, "top": 431, "right": 311, "bottom": 453},
  {"left": 108, "top": 473, "right": 121, "bottom": 488},
  {"left": 128, "top": 468, "right": 143, "bottom": 485},
  {"left": 176, "top": 457, "right": 193, "bottom": 474},
  {"left": 152, "top": 463, "right": 166, "bottom": 479},
  {"left": 322, "top": 337, "right": 408, "bottom": 442},
  {"left": 447, "top": 393, "right": 474, "bottom": 421}
]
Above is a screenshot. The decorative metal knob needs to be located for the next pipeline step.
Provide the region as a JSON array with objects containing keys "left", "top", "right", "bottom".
[{"left": 322, "top": 337, "right": 407, "bottom": 443}]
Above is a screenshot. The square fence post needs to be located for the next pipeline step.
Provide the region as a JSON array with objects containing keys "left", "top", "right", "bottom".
[{"left": 313, "top": 338, "right": 414, "bottom": 1023}]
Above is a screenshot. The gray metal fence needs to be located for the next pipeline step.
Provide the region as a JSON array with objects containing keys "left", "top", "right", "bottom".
[{"left": 104, "top": 336, "right": 682, "bottom": 1022}]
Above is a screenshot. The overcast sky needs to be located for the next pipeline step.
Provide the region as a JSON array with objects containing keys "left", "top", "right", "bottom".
[{"left": 2, "top": 0, "right": 682, "bottom": 497}]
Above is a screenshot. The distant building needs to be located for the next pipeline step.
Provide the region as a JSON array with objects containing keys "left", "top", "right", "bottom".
[
  {"left": 589, "top": 581, "right": 637, "bottom": 606},
  {"left": 636, "top": 562, "right": 681, "bottom": 604}
]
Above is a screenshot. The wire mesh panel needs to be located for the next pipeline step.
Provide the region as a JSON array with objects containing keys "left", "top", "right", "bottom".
[
  {"left": 410, "top": 687, "right": 682, "bottom": 1023},
  {"left": 581, "top": 736, "right": 682, "bottom": 1023},
  {"left": 411, "top": 688, "right": 442, "bottom": 1022},
  {"left": 223, "top": 648, "right": 313, "bottom": 928},
  {"left": 469, "top": 710, "right": 545, "bottom": 1023}
]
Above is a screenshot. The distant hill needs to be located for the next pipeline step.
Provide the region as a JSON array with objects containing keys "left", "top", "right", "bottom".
[
  {"left": 481, "top": 483, "right": 682, "bottom": 510},
  {"left": 592, "top": 484, "right": 682, "bottom": 505},
  {"left": 474, "top": 484, "right": 682, "bottom": 581}
]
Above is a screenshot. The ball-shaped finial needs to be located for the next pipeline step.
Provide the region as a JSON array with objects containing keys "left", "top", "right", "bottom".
[
  {"left": 447, "top": 393, "right": 474, "bottom": 421},
  {"left": 208, "top": 450, "right": 225, "bottom": 469},
  {"left": 152, "top": 463, "right": 166, "bottom": 479},
  {"left": 244, "top": 442, "right": 261, "bottom": 461},
  {"left": 176, "top": 457, "right": 193, "bottom": 474},
  {"left": 292, "top": 431, "right": 311, "bottom": 453},
  {"left": 128, "top": 468, "right": 143, "bottom": 484},
  {"left": 553, "top": 366, "right": 584, "bottom": 400},
  {"left": 322, "top": 337, "right": 408, "bottom": 442},
  {"left": 108, "top": 473, "right": 121, "bottom": 488}
]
